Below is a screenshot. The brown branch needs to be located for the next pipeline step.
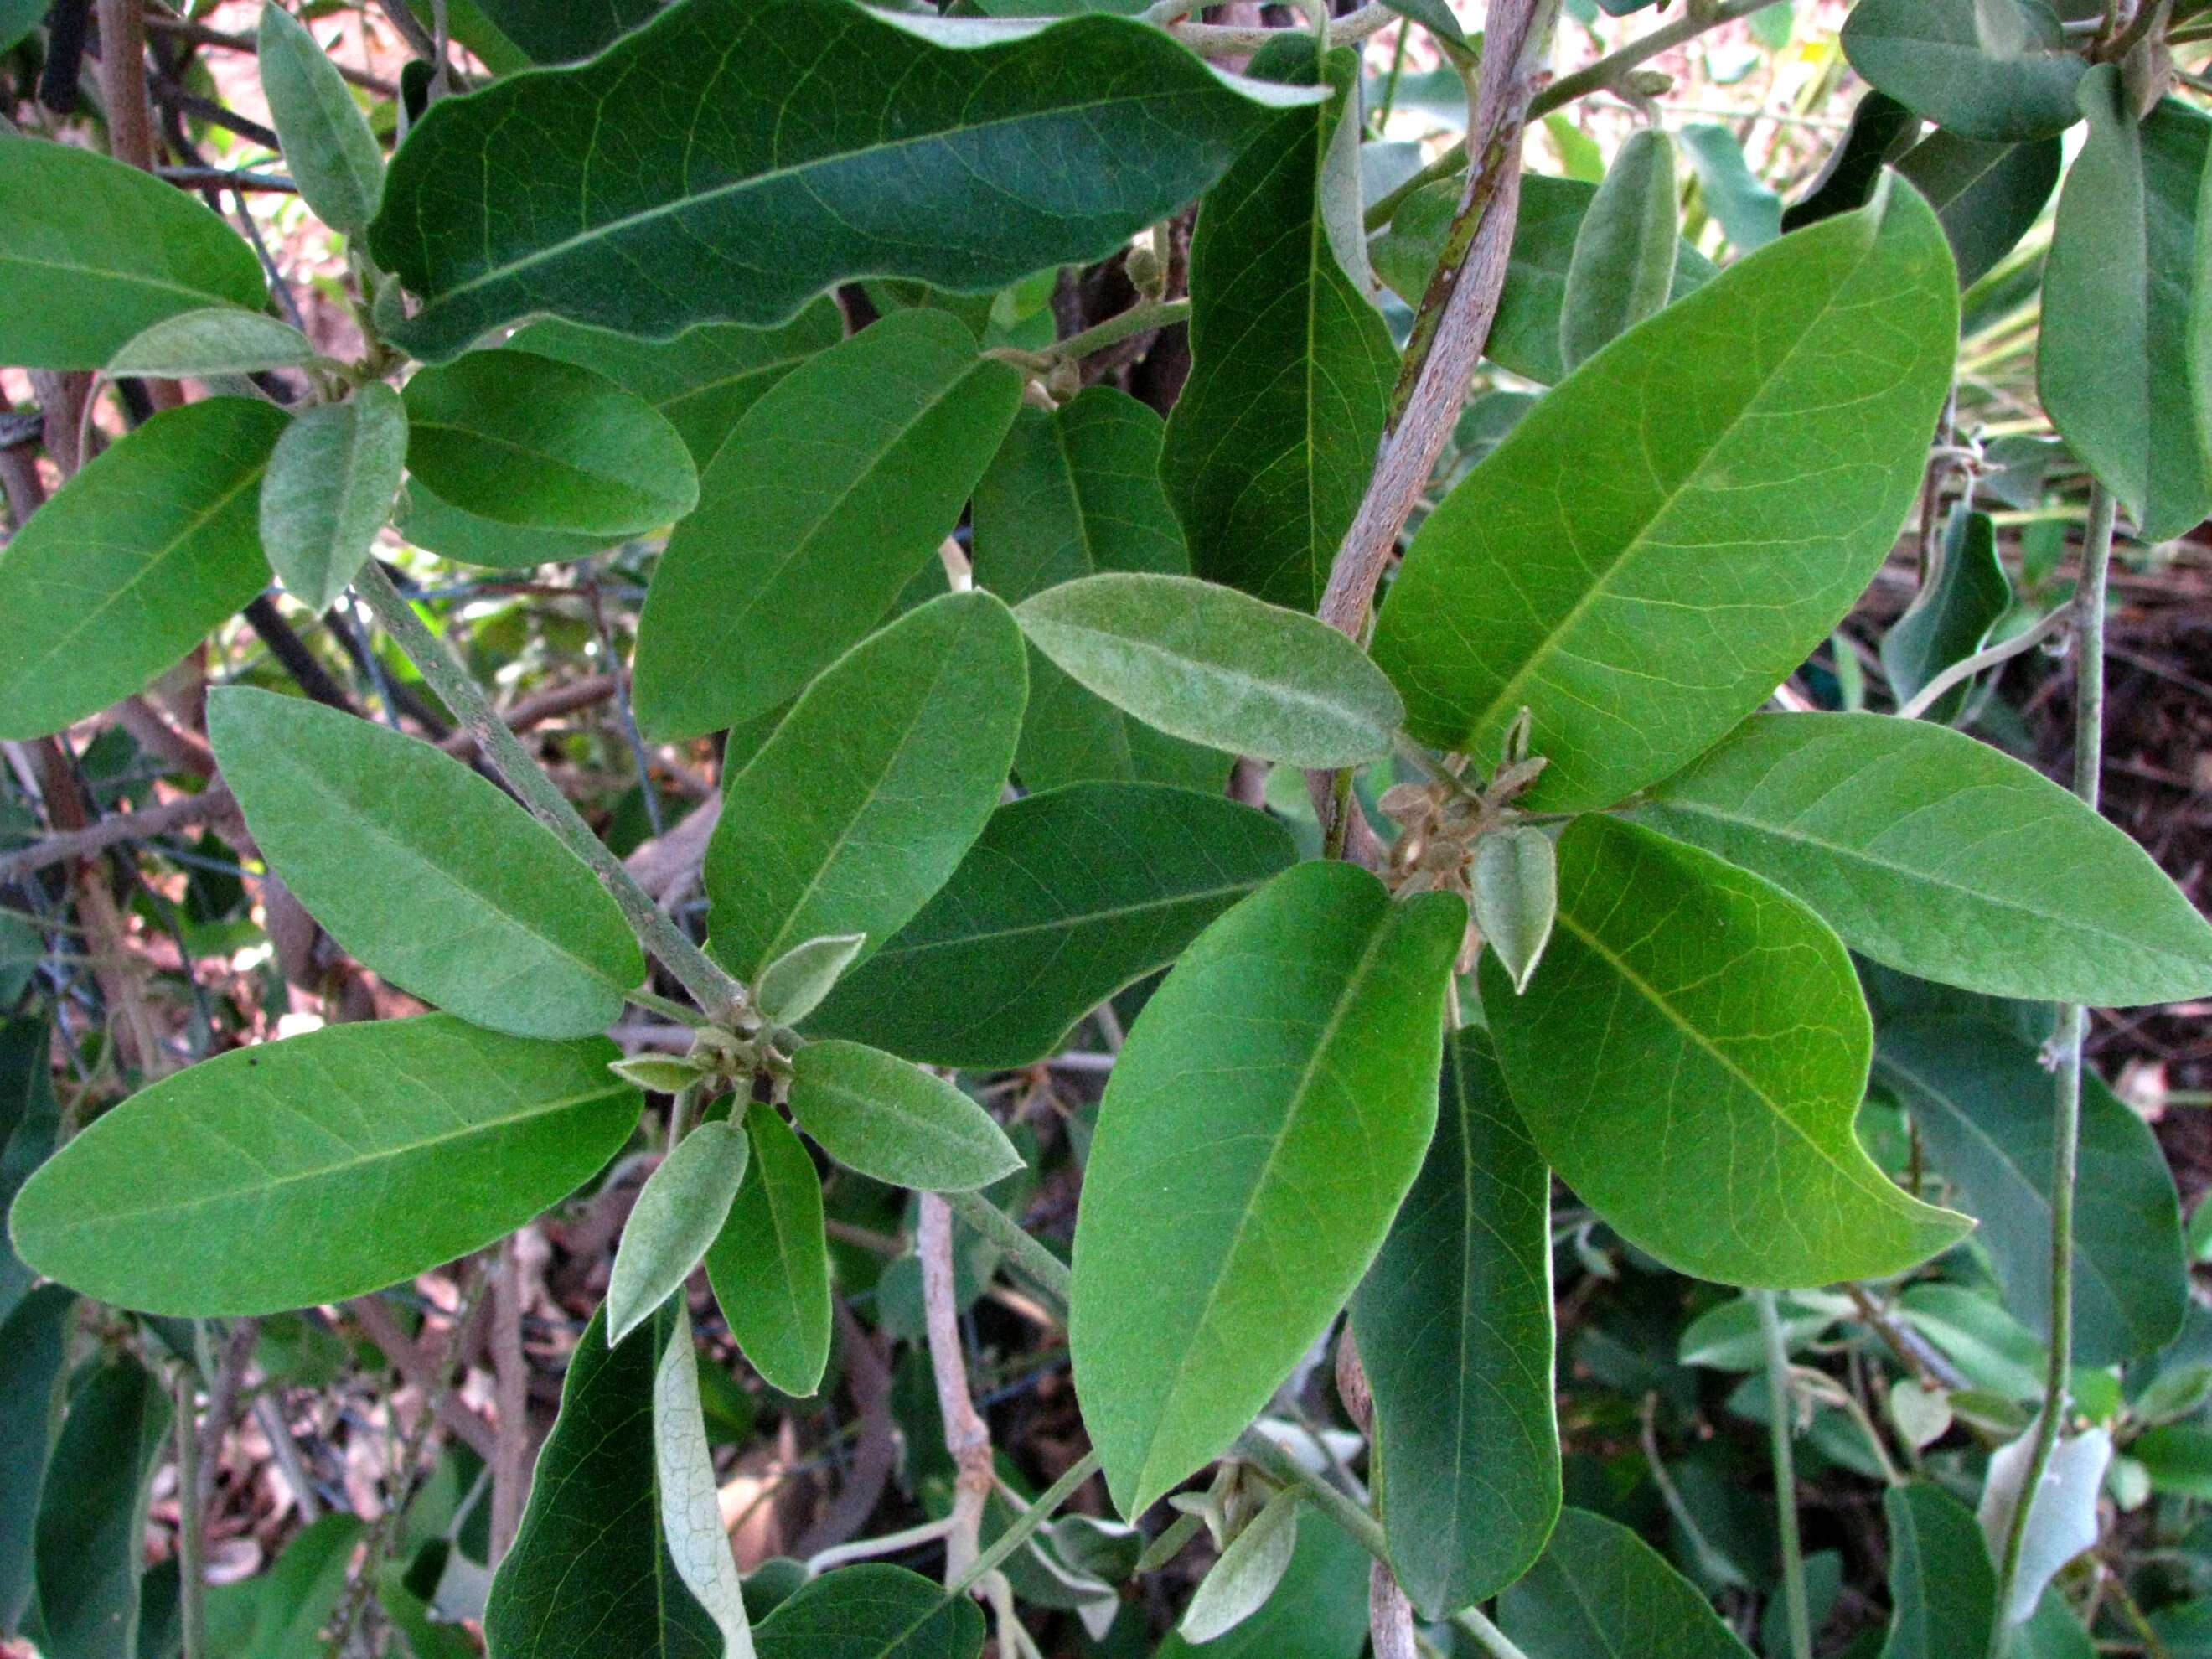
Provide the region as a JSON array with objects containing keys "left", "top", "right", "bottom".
[
  {"left": 143, "top": 12, "right": 398, "bottom": 95},
  {"left": 195, "top": 1316, "right": 261, "bottom": 1511},
  {"left": 96, "top": 0, "right": 159, "bottom": 173},
  {"left": 919, "top": 1193, "right": 993, "bottom": 1585},
  {"left": 344, "top": 1295, "right": 499, "bottom": 1463}
]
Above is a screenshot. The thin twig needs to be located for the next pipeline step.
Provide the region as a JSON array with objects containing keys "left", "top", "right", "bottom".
[
  {"left": 944, "top": 1190, "right": 1071, "bottom": 1311},
  {"left": 1759, "top": 1292, "right": 1813, "bottom": 1659},
  {"left": 920, "top": 1193, "right": 995, "bottom": 1586},
  {"left": 172, "top": 1362, "right": 209, "bottom": 1659},
  {"left": 1895, "top": 605, "right": 2071, "bottom": 719},
  {"left": 144, "top": 13, "right": 398, "bottom": 94},
  {"left": 344, "top": 1295, "right": 499, "bottom": 1463}
]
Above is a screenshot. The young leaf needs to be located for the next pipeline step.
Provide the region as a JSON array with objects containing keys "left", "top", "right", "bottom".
[
  {"left": 633, "top": 311, "right": 1023, "bottom": 740},
  {"left": 0, "top": 137, "right": 266, "bottom": 367},
  {"left": 970, "top": 389, "right": 1229, "bottom": 794},
  {"left": 705, "top": 1103, "right": 832, "bottom": 1397},
  {"left": 1559, "top": 127, "right": 1680, "bottom": 372},
  {"left": 705, "top": 592, "right": 1026, "bottom": 980},
  {"left": 1153, "top": 1511, "right": 1370, "bottom": 1659},
  {"left": 608, "top": 1121, "right": 752, "bottom": 1345},
  {"left": 1014, "top": 574, "right": 1403, "bottom": 767},
  {"left": 1483, "top": 815, "right": 1970, "bottom": 1289},
  {"left": 810, "top": 782, "right": 1298, "bottom": 1068},
  {"left": 1371, "top": 179, "right": 1956, "bottom": 811},
  {"left": 105, "top": 307, "right": 320, "bottom": 378},
  {"left": 2040, "top": 71, "right": 2212, "bottom": 542},
  {"left": 402, "top": 349, "right": 699, "bottom": 535},
  {"left": 484, "top": 1304, "right": 731, "bottom": 1657},
  {"left": 256, "top": 2, "right": 386, "bottom": 235},
  {"left": 258, "top": 384, "right": 409, "bottom": 611},
  {"left": 1351, "top": 1030, "right": 1559, "bottom": 1618},
  {"left": 8, "top": 1016, "right": 642, "bottom": 1315},
  {"left": 1470, "top": 825, "right": 1557, "bottom": 995},
  {"left": 33, "top": 1357, "right": 172, "bottom": 1659},
  {"left": 1499, "top": 1508, "right": 1753, "bottom": 1659},
  {"left": 753, "top": 934, "right": 868, "bottom": 1029},
  {"left": 1842, "top": 0, "right": 2086, "bottom": 142},
  {"left": 1071, "top": 861, "right": 1465, "bottom": 1517},
  {"left": 366, "top": 0, "right": 1318, "bottom": 360},
  {"left": 1877, "top": 1016, "right": 2188, "bottom": 1367},
  {"left": 752, "top": 1563, "right": 984, "bottom": 1659},
  {"left": 209, "top": 686, "right": 645, "bottom": 1039},
  {"left": 1178, "top": 1486, "right": 1301, "bottom": 1642},
  {"left": 1158, "top": 36, "right": 1398, "bottom": 612},
  {"left": 1678, "top": 124, "right": 1782, "bottom": 251},
  {"left": 0, "top": 398, "right": 287, "bottom": 742},
  {"left": 1885, "top": 1481, "right": 1998, "bottom": 1658},
  {"left": 1634, "top": 712, "right": 2212, "bottom": 1005},
  {"left": 1977, "top": 1426, "right": 2111, "bottom": 1627},
  {"left": 0, "top": 1284, "right": 73, "bottom": 1636},
  {"left": 786, "top": 1041, "right": 1021, "bottom": 1192},
  {"left": 1893, "top": 128, "right": 2063, "bottom": 287},
  {"left": 653, "top": 1325, "right": 756, "bottom": 1656},
  {"left": 1882, "top": 504, "right": 2012, "bottom": 720}
]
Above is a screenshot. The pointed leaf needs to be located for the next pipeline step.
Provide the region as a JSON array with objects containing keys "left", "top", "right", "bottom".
[
  {"left": 106, "top": 308, "right": 320, "bottom": 378},
  {"left": 705, "top": 1103, "right": 831, "bottom": 1396},
  {"left": 33, "top": 1357, "right": 172, "bottom": 1659},
  {"left": 1884, "top": 1481, "right": 1998, "bottom": 1659},
  {"left": 1500, "top": 1508, "right": 1753, "bottom": 1659},
  {"left": 1560, "top": 127, "right": 1680, "bottom": 372},
  {"left": 0, "top": 1285, "right": 73, "bottom": 1636},
  {"left": 366, "top": 0, "right": 1318, "bottom": 361},
  {"left": 811, "top": 782, "right": 1298, "bottom": 1068},
  {"left": 1178, "top": 1486, "right": 1300, "bottom": 1642},
  {"left": 1351, "top": 1029, "right": 1559, "bottom": 1617},
  {"left": 788, "top": 1041, "right": 1021, "bottom": 1191},
  {"left": 1679, "top": 124, "right": 1782, "bottom": 251},
  {"left": 1782, "top": 90, "right": 1922, "bottom": 234},
  {"left": 1483, "top": 815, "right": 1969, "bottom": 1289},
  {"left": 8, "top": 1017, "right": 642, "bottom": 1315},
  {"left": 0, "top": 399, "right": 287, "bottom": 741},
  {"left": 0, "top": 137, "right": 266, "bottom": 368},
  {"left": 259, "top": 384, "right": 409, "bottom": 611},
  {"left": 635, "top": 312, "right": 1022, "bottom": 740},
  {"left": 654, "top": 1326, "right": 757, "bottom": 1656},
  {"left": 753, "top": 935, "right": 868, "bottom": 1030},
  {"left": 1842, "top": 0, "right": 2086, "bottom": 142},
  {"left": 1071, "top": 861, "right": 1465, "bottom": 1517},
  {"left": 1894, "top": 128, "right": 2063, "bottom": 287},
  {"left": 256, "top": 2, "right": 386, "bottom": 235},
  {"left": 1372, "top": 180, "right": 1956, "bottom": 810},
  {"left": 610, "top": 1122, "right": 752, "bottom": 1345},
  {"left": 1015, "top": 574, "right": 1403, "bottom": 767},
  {"left": 1635, "top": 712, "right": 2212, "bottom": 1005},
  {"left": 1470, "top": 825, "right": 1557, "bottom": 995},
  {"left": 1978, "top": 1426, "right": 2111, "bottom": 1627},
  {"left": 1159, "top": 38, "right": 1397, "bottom": 611},
  {"left": 752, "top": 1563, "right": 983, "bottom": 1659},
  {"left": 705, "top": 592, "right": 1026, "bottom": 979},
  {"left": 1153, "top": 1512, "right": 1369, "bottom": 1659},
  {"left": 1884, "top": 505, "right": 2011, "bottom": 720},
  {"left": 209, "top": 686, "right": 645, "bottom": 1039}
]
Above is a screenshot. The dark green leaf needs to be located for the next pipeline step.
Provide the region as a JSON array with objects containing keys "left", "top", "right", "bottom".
[
  {"left": 258, "top": 2, "right": 385, "bottom": 235},
  {"left": 2133, "top": 1425, "right": 2212, "bottom": 1499},
  {"left": 259, "top": 385, "right": 409, "bottom": 612},
  {"left": 753, "top": 1563, "right": 984, "bottom": 1659},
  {"left": 1159, "top": 37, "right": 1397, "bottom": 611},
  {"left": 0, "top": 0, "right": 42, "bottom": 52},
  {"left": 1071, "top": 861, "right": 1465, "bottom": 1517},
  {"left": 0, "top": 1017, "right": 63, "bottom": 1324},
  {"left": 788, "top": 1041, "right": 1021, "bottom": 1191},
  {"left": 1351, "top": 1029, "right": 1558, "bottom": 1617},
  {"left": 395, "top": 481, "right": 618, "bottom": 570},
  {"left": 1561, "top": 128, "right": 1680, "bottom": 371},
  {"left": 1681, "top": 123, "right": 1782, "bottom": 251},
  {"left": 634, "top": 311, "right": 1022, "bottom": 740},
  {"left": 0, "top": 399, "right": 286, "bottom": 742},
  {"left": 1500, "top": 1508, "right": 1752, "bottom": 1659},
  {"left": 1152, "top": 1511, "right": 1369, "bottom": 1659},
  {"left": 201, "top": 1512, "right": 365, "bottom": 1659},
  {"left": 1783, "top": 90, "right": 1921, "bottom": 233},
  {"left": 1842, "top": 0, "right": 2085, "bottom": 142},
  {"left": 0, "top": 1285, "right": 72, "bottom": 1636},
  {"left": 1484, "top": 815, "right": 1968, "bottom": 1289},
  {"left": 209, "top": 686, "right": 644, "bottom": 1039},
  {"left": 971, "top": 389, "right": 1228, "bottom": 794},
  {"left": 9, "top": 1016, "right": 641, "bottom": 1315},
  {"left": 810, "top": 782, "right": 1297, "bottom": 1069},
  {"left": 1371, "top": 181, "right": 1956, "bottom": 810},
  {"left": 470, "top": 0, "right": 664, "bottom": 61},
  {"left": 1884, "top": 1480, "right": 1996, "bottom": 1659},
  {"left": 1882, "top": 505, "right": 2011, "bottom": 720},
  {"left": 705, "top": 1103, "right": 831, "bottom": 1397},
  {"left": 367, "top": 0, "right": 1317, "bottom": 361},
  {"left": 1893, "top": 129, "right": 2061, "bottom": 287},
  {"left": 608, "top": 1120, "right": 750, "bottom": 1344},
  {"left": 1635, "top": 712, "right": 2212, "bottom": 1005},
  {"left": 401, "top": 349, "right": 698, "bottom": 536},
  {"left": 705, "top": 592, "right": 1025, "bottom": 979},
  {"left": 106, "top": 308, "right": 321, "bottom": 378},
  {"left": 0, "top": 137, "right": 266, "bottom": 368},
  {"left": 34, "top": 1358, "right": 171, "bottom": 1659},
  {"left": 1377, "top": 0, "right": 1467, "bottom": 49}
]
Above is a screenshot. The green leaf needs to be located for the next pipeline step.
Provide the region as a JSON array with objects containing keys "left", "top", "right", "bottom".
[
  {"left": 509, "top": 300, "right": 845, "bottom": 468},
  {"left": 705, "top": 591, "right": 1025, "bottom": 980},
  {"left": 753, "top": 935, "right": 868, "bottom": 1029},
  {"left": 705, "top": 1103, "right": 831, "bottom": 1397},
  {"left": 259, "top": 385, "right": 409, "bottom": 611},
  {"left": 635, "top": 311, "right": 1022, "bottom": 741},
  {"left": 609, "top": 1121, "right": 752, "bottom": 1345},
  {"left": 8, "top": 1016, "right": 641, "bottom": 1315},
  {"left": 653, "top": 1322, "right": 755, "bottom": 1655},
  {"left": 105, "top": 308, "right": 321, "bottom": 378},
  {"left": 2132, "top": 1424, "right": 2212, "bottom": 1499},
  {"left": 395, "top": 481, "right": 618, "bottom": 571},
  {"left": 1483, "top": 815, "right": 1969, "bottom": 1289},
  {"left": 1351, "top": 1029, "right": 1559, "bottom": 1617},
  {"left": 1893, "top": 129, "right": 2062, "bottom": 287},
  {"left": 484, "top": 1303, "right": 728, "bottom": 1658},
  {"left": 209, "top": 686, "right": 645, "bottom": 1039},
  {"left": 1877, "top": 1015, "right": 2187, "bottom": 1366},
  {"left": 1501, "top": 1508, "right": 1750, "bottom": 1659},
  {"left": 1159, "top": 37, "right": 1397, "bottom": 611},
  {"left": 0, "top": 137, "right": 266, "bottom": 368},
  {"left": 0, "top": 399, "right": 286, "bottom": 742},
  {"left": 1678, "top": 1290, "right": 1855, "bottom": 1370},
  {"left": 1842, "top": 0, "right": 2085, "bottom": 142},
  {"left": 0, "top": 1285, "right": 73, "bottom": 1637},
  {"left": 1377, "top": 0, "right": 1466, "bottom": 49},
  {"left": 752, "top": 1563, "right": 984, "bottom": 1659},
  {"left": 1371, "top": 180, "right": 1958, "bottom": 811},
  {"left": 1560, "top": 128, "right": 1681, "bottom": 372},
  {"left": 366, "top": 0, "right": 1317, "bottom": 361},
  {"left": 1153, "top": 1510, "right": 1369, "bottom": 1659},
  {"left": 1782, "top": 90, "right": 1922, "bottom": 235},
  {"left": 402, "top": 349, "right": 698, "bottom": 536},
  {"left": 810, "top": 782, "right": 1298, "bottom": 1068},
  {"left": 1884, "top": 1482, "right": 1997, "bottom": 1659},
  {"left": 2040, "top": 73, "right": 2212, "bottom": 541},
  {"left": 971, "top": 390, "right": 1227, "bottom": 794},
  {"left": 1014, "top": 574, "right": 1403, "bottom": 767},
  {"left": 1680, "top": 124, "right": 1783, "bottom": 251},
  {"left": 34, "top": 1358, "right": 172, "bottom": 1659},
  {"left": 1071, "top": 861, "right": 1464, "bottom": 1517},
  {"left": 1635, "top": 712, "right": 2212, "bottom": 1005},
  {"left": 0, "top": 0, "right": 42, "bottom": 52},
  {"left": 257, "top": 2, "right": 386, "bottom": 235},
  {"left": 0, "top": 1018, "right": 64, "bottom": 1326},
  {"left": 1178, "top": 1486, "right": 1300, "bottom": 1642},
  {"left": 468, "top": 0, "right": 664, "bottom": 61},
  {"left": 201, "top": 1512, "right": 365, "bottom": 1659},
  {"left": 1470, "top": 824, "right": 1557, "bottom": 995},
  {"left": 788, "top": 1041, "right": 1021, "bottom": 1191},
  {"left": 1882, "top": 505, "right": 2011, "bottom": 721}
]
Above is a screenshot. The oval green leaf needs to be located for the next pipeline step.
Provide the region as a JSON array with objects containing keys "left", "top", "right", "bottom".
[
  {"left": 1071, "top": 861, "right": 1465, "bottom": 1517},
  {"left": 1894, "top": 127, "right": 2063, "bottom": 288},
  {"left": 1842, "top": 0, "right": 2086, "bottom": 142},
  {"left": 1559, "top": 127, "right": 1680, "bottom": 372},
  {"left": 33, "top": 1358, "right": 171, "bottom": 1659},
  {"left": 105, "top": 307, "right": 320, "bottom": 379},
  {"left": 394, "top": 479, "right": 618, "bottom": 570},
  {"left": 259, "top": 384, "right": 410, "bottom": 612},
  {"left": 608, "top": 1120, "right": 751, "bottom": 1345},
  {"left": 209, "top": 686, "right": 645, "bottom": 1039},
  {"left": 753, "top": 1563, "right": 984, "bottom": 1659},
  {"left": 257, "top": 0, "right": 387, "bottom": 236},
  {"left": 705, "top": 1103, "right": 832, "bottom": 1397},
  {"left": 753, "top": 933, "right": 868, "bottom": 1029},
  {"left": 9, "top": 1016, "right": 642, "bottom": 1315},
  {"left": 1483, "top": 814, "right": 1969, "bottom": 1289},
  {"left": 1500, "top": 1508, "right": 1752, "bottom": 1659},
  {"left": 788, "top": 1041, "right": 1021, "bottom": 1192}
]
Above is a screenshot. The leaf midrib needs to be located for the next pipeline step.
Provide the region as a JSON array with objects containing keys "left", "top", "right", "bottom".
[{"left": 869, "top": 874, "right": 1272, "bottom": 961}]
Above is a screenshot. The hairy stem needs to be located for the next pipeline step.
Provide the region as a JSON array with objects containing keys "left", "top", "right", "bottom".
[
  {"left": 946, "top": 1189, "right": 1070, "bottom": 1310},
  {"left": 944, "top": 1448, "right": 1105, "bottom": 1600},
  {"left": 1758, "top": 1292, "right": 1813, "bottom": 1659},
  {"left": 920, "top": 1193, "right": 995, "bottom": 1586}
]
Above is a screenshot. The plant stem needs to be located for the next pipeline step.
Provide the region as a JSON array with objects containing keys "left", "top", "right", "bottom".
[
  {"left": 1453, "top": 1608, "right": 1539, "bottom": 1659},
  {"left": 1987, "top": 482, "right": 2116, "bottom": 1651},
  {"left": 1758, "top": 1292, "right": 1813, "bottom": 1659},
  {"left": 943, "top": 1447, "right": 1105, "bottom": 1600},
  {"left": 350, "top": 560, "right": 749, "bottom": 1026},
  {"left": 1171, "top": 1, "right": 1394, "bottom": 57},
  {"left": 920, "top": 1192, "right": 995, "bottom": 1586},
  {"left": 173, "top": 1365, "right": 209, "bottom": 1659},
  {"left": 1053, "top": 299, "right": 1191, "bottom": 363},
  {"left": 1235, "top": 1429, "right": 1384, "bottom": 1558},
  {"left": 945, "top": 1189, "right": 1071, "bottom": 1310},
  {"left": 1894, "top": 604, "right": 2071, "bottom": 719}
]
